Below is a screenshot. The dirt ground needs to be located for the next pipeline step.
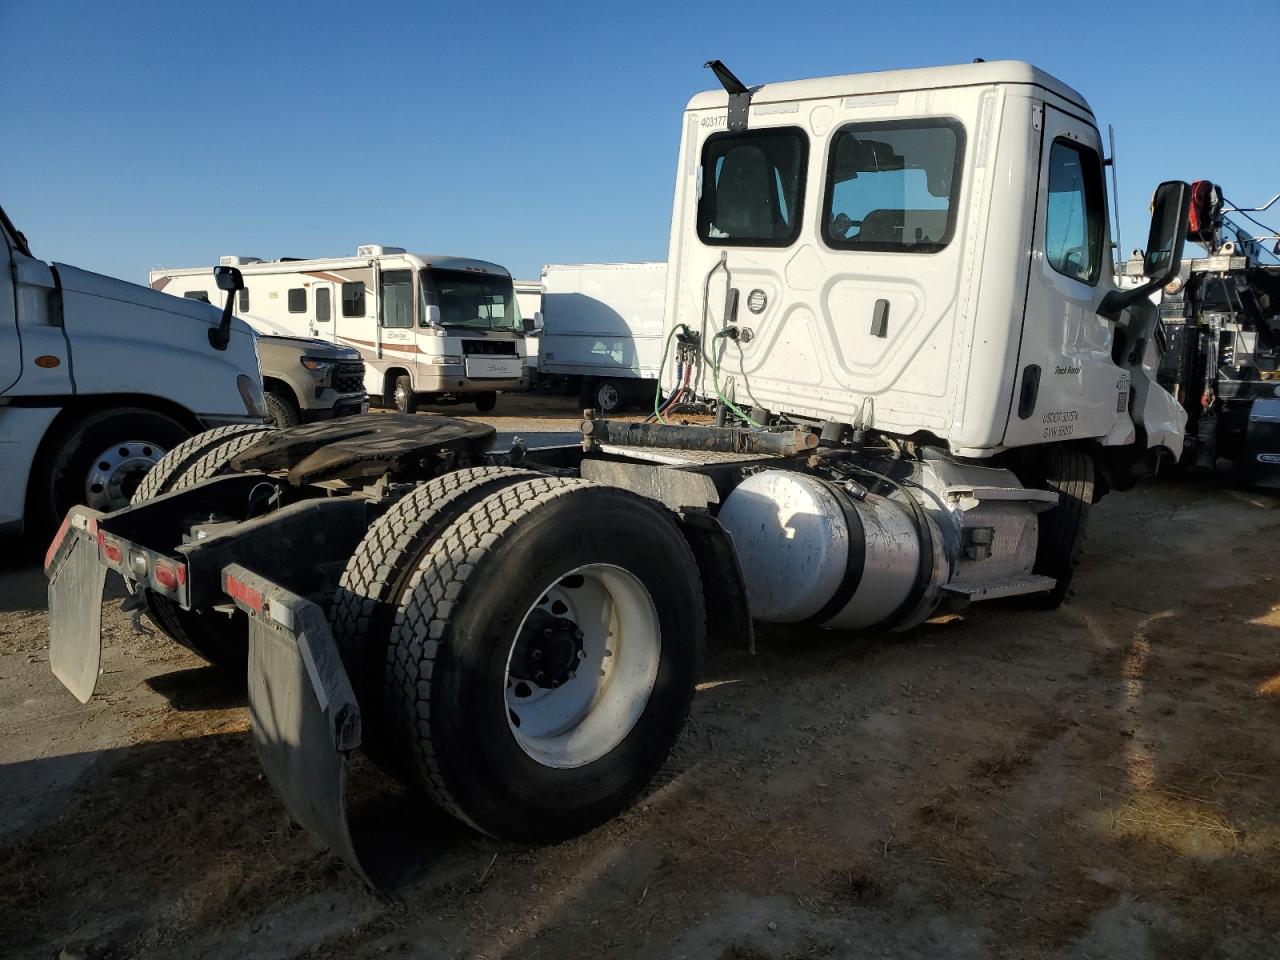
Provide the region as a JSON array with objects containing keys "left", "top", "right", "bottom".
[{"left": 3, "top": 395, "right": 1280, "bottom": 959}]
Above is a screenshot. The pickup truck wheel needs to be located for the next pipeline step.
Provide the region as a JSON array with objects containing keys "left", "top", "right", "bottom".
[
  {"left": 141, "top": 428, "right": 277, "bottom": 667},
  {"left": 1031, "top": 448, "right": 1094, "bottom": 609},
  {"left": 132, "top": 423, "right": 273, "bottom": 504},
  {"left": 393, "top": 375, "right": 417, "bottom": 414},
  {"left": 35, "top": 408, "right": 189, "bottom": 532},
  {"left": 387, "top": 477, "right": 705, "bottom": 843},
  {"left": 473, "top": 392, "right": 498, "bottom": 413},
  {"left": 264, "top": 391, "right": 300, "bottom": 428},
  {"left": 331, "top": 466, "right": 536, "bottom": 750}
]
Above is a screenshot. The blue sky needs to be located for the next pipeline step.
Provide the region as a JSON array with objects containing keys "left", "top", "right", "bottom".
[{"left": 3, "top": 0, "right": 1278, "bottom": 282}]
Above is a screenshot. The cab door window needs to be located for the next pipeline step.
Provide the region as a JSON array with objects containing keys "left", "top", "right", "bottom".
[
  {"left": 1044, "top": 140, "right": 1105, "bottom": 284},
  {"left": 380, "top": 270, "right": 413, "bottom": 328}
]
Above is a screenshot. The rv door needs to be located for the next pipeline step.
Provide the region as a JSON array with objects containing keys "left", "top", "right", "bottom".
[{"left": 311, "top": 281, "right": 334, "bottom": 340}]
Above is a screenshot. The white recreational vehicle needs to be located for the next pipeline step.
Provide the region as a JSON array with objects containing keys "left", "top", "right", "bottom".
[{"left": 151, "top": 246, "right": 528, "bottom": 413}]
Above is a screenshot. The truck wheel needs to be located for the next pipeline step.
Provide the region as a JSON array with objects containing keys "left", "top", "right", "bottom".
[
  {"left": 264, "top": 390, "right": 300, "bottom": 428},
  {"left": 1031, "top": 448, "right": 1094, "bottom": 608},
  {"left": 34, "top": 407, "right": 190, "bottom": 532},
  {"left": 142, "top": 428, "right": 277, "bottom": 667},
  {"left": 473, "top": 392, "right": 498, "bottom": 413},
  {"left": 387, "top": 477, "right": 705, "bottom": 842},
  {"left": 393, "top": 375, "right": 417, "bottom": 414},
  {"left": 132, "top": 423, "right": 273, "bottom": 505},
  {"left": 596, "top": 379, "right": 630, "bottom": 414},
  {"left": 331, "top": 467, "right": 536, "bottom": 750}
]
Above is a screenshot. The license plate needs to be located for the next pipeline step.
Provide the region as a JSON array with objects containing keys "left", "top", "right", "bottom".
[{"left": 465, "top": 356, "right": 522, "bottom": 379}]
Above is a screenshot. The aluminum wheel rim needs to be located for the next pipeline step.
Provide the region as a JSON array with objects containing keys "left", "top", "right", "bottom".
[
  {"left": 504, "top": 563, "right": 660, "bottom": 768},
  {"left": 84, "top": 439, "right": 167, "bottom": 510},
  {"left": 395, "top": 382, "right": 409, "bottom": 409}
]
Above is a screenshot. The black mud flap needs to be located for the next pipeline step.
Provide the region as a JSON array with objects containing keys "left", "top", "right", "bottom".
[
  {"left": 46, "top": 507, "right": 107, "bottom": 704},
  {"left": 222, "top": 564, "right": 383, "bottom": 891}
]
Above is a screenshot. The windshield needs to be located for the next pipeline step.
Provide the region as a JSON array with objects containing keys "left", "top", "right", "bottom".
[{"left": 419, "top": 269, "right": 521, "bottom": 330}]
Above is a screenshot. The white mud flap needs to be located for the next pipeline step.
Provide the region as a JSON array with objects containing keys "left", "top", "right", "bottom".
[
  {"left": 46, "top": 507, "right": 108, "bottom": 704},
  {"left": 222, "top": 564, "right": 382, "bottom": 891}
]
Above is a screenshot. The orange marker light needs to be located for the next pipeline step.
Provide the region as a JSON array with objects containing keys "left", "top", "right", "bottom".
[{"left": 35, "top": 355, "right": 61, "bottom": 368}]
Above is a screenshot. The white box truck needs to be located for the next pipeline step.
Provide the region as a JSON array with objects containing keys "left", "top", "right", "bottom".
[
  {"left": 538, "top": 261, "right": 666, "bottom": 412},
  {"left": 1, "top": 204, "right": 264, "bottom": 536},
  {"left": 152, "top": 246, "right": 528, "bottom": 413}
]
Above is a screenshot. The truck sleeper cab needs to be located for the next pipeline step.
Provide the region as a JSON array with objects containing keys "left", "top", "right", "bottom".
[{"left": 152, "top": 246, "right": 527, "bottom": 415}]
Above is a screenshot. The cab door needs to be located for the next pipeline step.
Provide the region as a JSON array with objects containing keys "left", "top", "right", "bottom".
[
  {"left": 0, "top": 214, "right": 21, "bottom": 393},
  {"left": 1003, "top": 106, "right": 1128, "bottom": 448}
]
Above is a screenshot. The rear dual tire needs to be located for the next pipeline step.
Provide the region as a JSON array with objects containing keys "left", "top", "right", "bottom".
[
  {"left": 336, "top": 473, "right": 705, "bottom": 843},
  {"left": 133, "top": 424, "right": 275, "bottom": 667}
]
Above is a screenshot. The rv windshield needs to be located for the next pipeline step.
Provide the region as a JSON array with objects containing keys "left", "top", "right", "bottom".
[{"left": 419, "top": 269, "right": 521, "bottom": 330}]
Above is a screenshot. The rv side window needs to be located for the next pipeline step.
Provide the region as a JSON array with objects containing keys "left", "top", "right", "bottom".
[
  {"left": 697, "top": 127, "right": 807, "bottom": 247},
  {"left": 342, "top": 281, "right": 366, "bottom": 317},
  {"left": 1044, "top": 139, "right": 1105, "bottom": 285},
  {"left": 316, "top": 287, "right": 331, "bottom": 323},
  {"left": 288, "top": 288, "right": 307, "bottom": 313},
  {"left": 183, "top": 291, "right": 210, "bottom": 303},
  {"left": 380, "top": 270, "right": 413, "bottom": 328},
  {"left": 822, "top": 119, "right": 965, "bottom": 254},
  {"left": 238, "top": 288, "right": 249, "bottom": 312}
]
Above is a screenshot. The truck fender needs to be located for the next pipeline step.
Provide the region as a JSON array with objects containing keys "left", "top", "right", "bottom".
[{"left": 675, "top": 510, "right": 755, "bottom": 653}]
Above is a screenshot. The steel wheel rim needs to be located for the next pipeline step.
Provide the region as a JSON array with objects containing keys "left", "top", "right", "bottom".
[
  {"left": 504, "top": 563, "right": 661, "bottom": 768},
  {"left": 84, "top": 439, "right": 167, "bottom": 510},
  {"left": 597, "top": 382, "right": 619, "bottom": 411}
]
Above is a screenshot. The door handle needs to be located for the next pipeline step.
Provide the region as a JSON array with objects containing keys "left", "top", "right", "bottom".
[{"left": 870, "top": 299, "right": 889, "bottom": 338}]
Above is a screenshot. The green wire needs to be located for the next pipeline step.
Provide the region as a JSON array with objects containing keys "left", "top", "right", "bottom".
[{"left": 706, "top": 329, "right": 762, "bottom": 428}]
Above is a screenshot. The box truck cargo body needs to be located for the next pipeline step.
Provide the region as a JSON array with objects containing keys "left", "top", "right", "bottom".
[{"left": 539, "top": 261, "right": 666, "bottom": 412}]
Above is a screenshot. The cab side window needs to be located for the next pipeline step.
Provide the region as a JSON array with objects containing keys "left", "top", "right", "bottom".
[
  {"left": 1044, "top": 140, "right": 1105, "bottom": 285},
  {"left": 697, "top": 127, "right": 808, "bottom": 247},
  {"left": 380, "top": 270, "right": 413, "bottom": 328}
]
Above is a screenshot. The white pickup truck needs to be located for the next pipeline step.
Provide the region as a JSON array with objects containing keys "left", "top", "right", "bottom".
[{"left": 0, "top": 204, "right": 264, "bottom": 536}]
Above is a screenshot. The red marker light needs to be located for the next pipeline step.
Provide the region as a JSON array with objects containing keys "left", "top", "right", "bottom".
[
  {"left": 153, "top": 564, "right": 178, "bottom": 591},
  {"left": 98, "top": 532, "right": 122, "bottom": 565}
]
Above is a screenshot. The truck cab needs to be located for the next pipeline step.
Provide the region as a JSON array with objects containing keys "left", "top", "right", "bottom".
[
  {"left": 0, "top": 204, "right": 263, "bottom": 534},
  {"left": 663, "top": 60, "right": 1186, "bottom": 473}
]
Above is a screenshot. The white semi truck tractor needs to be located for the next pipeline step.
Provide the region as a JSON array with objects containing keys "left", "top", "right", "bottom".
[
  {"left": 45, "top": 60, "right": 1189, "bottom": 889},
  {"left": 0, "top": 205, "right": 264, "bottom": 537}
]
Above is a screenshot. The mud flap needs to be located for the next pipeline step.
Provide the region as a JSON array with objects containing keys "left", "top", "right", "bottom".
[
  {"left": 46, "top": 507, "right": 107, "bottom": 704},
  {"left": 222, "top": 564, "right": 379, "bottom": 890}
]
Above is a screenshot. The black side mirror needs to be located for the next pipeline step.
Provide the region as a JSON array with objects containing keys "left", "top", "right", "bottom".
[
  {"left": 1098, "top": 180, "right": 1190, "bottom": 321},
  {"left": 209, "top": 266, "right": 245, "bottom": 350},
  {"left": 1142, "top": 181, "right": 1191, "bottom": 285},
  {"left": 214, "top": 265, "right": 245, "bottom": 293},
  {"left": 521, "top": 315, "right": 536, "bottom": 334}
]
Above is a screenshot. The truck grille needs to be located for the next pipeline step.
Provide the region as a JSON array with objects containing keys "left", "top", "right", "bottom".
[
  {"left": 462, "top": 340, "right": 516, "bottom": 356},
  {"left": 334, "top": 361, "right": 365, "bottom": 394}
]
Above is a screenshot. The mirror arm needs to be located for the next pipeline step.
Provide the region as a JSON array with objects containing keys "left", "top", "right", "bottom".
[
  {"left": 1098, "top": 282, "right": 1156, "bottom": 322},
  {"left": 209, "top": 301, "right": 233, "bottom": 350}
]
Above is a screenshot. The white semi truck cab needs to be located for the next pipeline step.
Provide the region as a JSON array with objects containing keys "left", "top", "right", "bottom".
[
  {"left": 0, "top": 204, "right": 264, "bottom": 535},
  {"left": 44, "top": 60, "right": 1193, "bottom": 890}
]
